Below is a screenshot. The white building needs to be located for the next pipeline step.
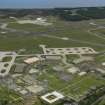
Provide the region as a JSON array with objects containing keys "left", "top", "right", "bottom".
[
  {"left": 67, "top": 67, "right": 79, "bottom": 74},
  {"left": 102, "top": 62, "right": 105, "bottom": 66},
  {"left": 78, "top": 72, "right": 87, "bottom": 76},
  {"left": 17, "top": 18, "right": 52, "bottom": 26},
  {"left": 41, "top": 91, "right": 64, "bottom": 104}
]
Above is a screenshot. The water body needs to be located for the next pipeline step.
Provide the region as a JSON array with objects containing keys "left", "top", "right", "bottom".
[{"left": 0, "top": 0, "right": 105, "bottom": 8}]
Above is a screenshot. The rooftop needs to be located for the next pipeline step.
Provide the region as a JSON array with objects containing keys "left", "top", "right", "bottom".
[{"left": 41, "top": 91, "right": 64, "bottom": 104}]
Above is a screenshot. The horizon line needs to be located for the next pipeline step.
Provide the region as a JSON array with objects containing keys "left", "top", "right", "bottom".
[{"left": 0, "top": 5, "right": 105, "bottom": 9}]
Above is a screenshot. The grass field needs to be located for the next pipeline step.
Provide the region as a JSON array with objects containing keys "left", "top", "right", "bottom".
[
  {"left": 92, "top": 28, "right": 105, "bottom": 38},
  {"left": 97, "top": 97, "right": 105, "bottom": 105},
  {"left": 0, "top": 86, "right": 22, "bottom": 105},
  {"left": 37, "top": 64, "right": 105, "bottom": 101},
  {"left": 0, "top": 17, "right": 104, "bottom": 53},
  {"left": 61, "top": 74, "right": 105, "bottom": 101}
]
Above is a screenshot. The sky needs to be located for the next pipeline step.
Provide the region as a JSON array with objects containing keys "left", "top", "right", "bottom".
[{"left": 0, "top": 0, "right": 105, "bottom": 8}]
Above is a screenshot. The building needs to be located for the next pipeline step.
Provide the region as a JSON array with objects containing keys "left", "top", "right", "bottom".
[
  {"left": 96, "top": 68, "right": 105, "bottom": 74},
  {"left": 41, "top": 91, "right": 64, "bottom": 104},
  {"left": 45, "top": 55, "right": 62, "bottom": 60},
  {"left": 44, "top": 47, "right": 97, "bottom": 55},
  {"left": 67, "top": 67, "right": 79, "bottom": 74},
  {"left": 24, "top": 57, "right": 40, "bottom": 64},
  {"left": 14, "top": 63, "right": 26, "bottom": 73},
  {"left": 26, "top": 84, "right": 44, "bottom": 94},
  {"left": 102, "top": 62, "right": 105, "bottom": 66}
]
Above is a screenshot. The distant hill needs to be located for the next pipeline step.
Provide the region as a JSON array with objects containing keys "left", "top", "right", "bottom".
[{"left": 1, "top": 7, "right": 105, "bottom": 21}]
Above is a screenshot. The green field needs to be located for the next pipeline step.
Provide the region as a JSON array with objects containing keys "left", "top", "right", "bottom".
[
  {"left": 92, "top": 28, "right": 105, "bottom": 39},
  {"left": 0, "top": 86, "right": 23, "bottom": 105},
  {"left": 61, "top": 74, "right": 105, "bottom": 101},
  {"left": 37, "top": 64, "right": 105, "bottom": 101},
  {"left": 0, "top": 17, "right": 105, "bottom": 54}
]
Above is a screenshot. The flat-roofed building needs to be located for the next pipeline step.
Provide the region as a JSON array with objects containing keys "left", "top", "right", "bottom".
[
  {"left": 14, "top": 63, "right": 26, "bottom": 73},
  {"left": 45, "top": 55, "right": 62, "bottom": 60},
  {"left": 102, "top": 62, "right": 105, "bottom": 66},
  {"left": 24, "top": 57, "right": 40, "bottom": 64},
  {"left": 43, "top": 47, "right": 97, "bottom": 55},
  {"left": 26, "top": 84, "right": 44, "bottom": 94},
  {"left": 78, "top": 72, "right": 87, "bottom": 76},
  {"left": 41, "top": 91, "right": 64, "bottom": 104},
  {"left": 67, "top": 67, "right": 79, "bottom": 74}
]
